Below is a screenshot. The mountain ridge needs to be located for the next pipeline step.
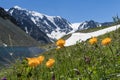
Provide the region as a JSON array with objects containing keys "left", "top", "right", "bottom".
[
  {"left": 6, "top": 6, "right": 114, "bottom": 42},
  {"left": 8, "top": 6, "right": 72, "bottom": 40},
  {"left": 0, "top": 7, "right": 40, "bottom": 46},
  {"left": 71, "top": 20, "right": 113, "bottom": 32}
]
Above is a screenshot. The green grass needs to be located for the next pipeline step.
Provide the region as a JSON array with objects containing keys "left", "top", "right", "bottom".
[
  {"left": 0, "top": 17, "right": 40, "bottom": 46},
  {"left": 0, "top": 27, "right": 120, "bottom": 80}
]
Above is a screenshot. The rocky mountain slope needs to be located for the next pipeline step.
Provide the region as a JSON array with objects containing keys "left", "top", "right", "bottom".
[
  {"left": 8, "top": 6, "right": 72, "bottom": 40},
  {"left": 0, "top": 7, "right": 40, "bottom": 46}
]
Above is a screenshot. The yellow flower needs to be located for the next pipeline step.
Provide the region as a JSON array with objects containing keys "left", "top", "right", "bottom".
[
  {"left": 101, "top": 37, "right": 111, "bottom": 45},
  {"left": 37, "top": 56, "right": 45, "bottom": 64},
  {"left": 26, "top": 58, "right": 39, "bottom": 68},
  {"left": 89, "top": 37, "right": 97, "bottom": 45},
  {"left": 56, "top": 39, "right": 65, "bottom": 48},
  {"left": 46, "top": 59, "right": 55, "bottom": 68}
]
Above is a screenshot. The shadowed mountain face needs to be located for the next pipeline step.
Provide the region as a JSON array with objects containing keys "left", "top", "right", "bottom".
[
  {"left": 0, "top": 7, "right": 41, "bottom": 46},
  {"left": 0, "top": 7, "right": 18, "bottom": 25},
  {"left": 8, "top": 7, "right": 53, "bottom": 43},
  {"left": 8, "top": 6, "right": 72, "bottom": 40}
]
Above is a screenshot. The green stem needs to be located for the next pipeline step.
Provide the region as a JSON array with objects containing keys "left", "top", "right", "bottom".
[{"left": 108, "top": 45, "right": 116, "bottom": 73}]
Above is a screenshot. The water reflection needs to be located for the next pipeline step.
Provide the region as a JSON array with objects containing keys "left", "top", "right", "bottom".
[{"left": 0, "top": 47, "right": 45, "bottom": 66}]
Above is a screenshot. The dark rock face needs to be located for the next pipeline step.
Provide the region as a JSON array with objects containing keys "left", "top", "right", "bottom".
[
  {"left": 8, "top": 7, "right": 51, "bottom": 43},
  {"left": 86, "top": 20, "right": 99, "bottom": 28},
  {"left": 0, "top": 7, "right": 18, "bottom": 25},
  {"left": 53, "top": 17, "right": 72, "bottom": 33},
  {"left": 8, "top": 6, "right": 72, "bottom": 40},
  {"left": 0, "top": 7, "right": 40, "bottom": 46},
  {"left": 78, "top": 20, "right": 101, "bottom": 30},
  {"left": 78, "top": 20, "right": 113, "bottom": 30},
  {"left": 0, "top": 7, "right": 9, "bottom": 19}
]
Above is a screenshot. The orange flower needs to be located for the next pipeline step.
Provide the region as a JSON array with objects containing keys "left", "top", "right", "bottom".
[
  {"left": 26, "top": 58, "right": 39, "bottom": 68},
  {"left": 37, "top": 56, "right": 45, "bottom": 64},
  {"left": 46, "top": 59, "right": 55, "bottom": 68},
  {"left": 89, "top": 37, "right": 97, "bottom": 45},
  {"left": 56, "top": 39, "right": 65, "bottom": 48},
  {"left": 101, "top": 37, "right": 111, "bottom": 45}
]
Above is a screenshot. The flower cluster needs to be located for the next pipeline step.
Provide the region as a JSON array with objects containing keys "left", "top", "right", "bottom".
[
  {"left": 26, "top": 56, "right": 44, "bottom": 68},
  {"left": 101, "top": 37, "right": 111, "bottom": 45},
  {"left": 56, "top": 39, "right": 65, "bottom": 49},
  {"left": 26, "top": 56, "right": 55, "bottom": 68},
  {"left": 46, "top": 59, "right": 55, "bottom": 68},
  {"left": 89, "top": 37, "right": 97, "bottom": 45},
  {"left": 89, "top": 37, "right": 112, "bottom": 46}
]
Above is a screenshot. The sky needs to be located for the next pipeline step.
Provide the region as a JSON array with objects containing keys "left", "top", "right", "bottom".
[{"left": 0, "top": 0, "right": 120, "bottom": 23}]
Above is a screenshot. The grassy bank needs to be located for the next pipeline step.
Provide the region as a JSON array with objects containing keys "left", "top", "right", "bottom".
[{"left": 0, "top": 28, "right": 120, "bottom": 80}]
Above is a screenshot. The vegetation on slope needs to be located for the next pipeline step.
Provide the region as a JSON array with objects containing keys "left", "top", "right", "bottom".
[
  {"left": 0, "top": 26, "right": 120, "bottom": 80},
  {"left": 0, "top": 7, "right": 41, "bottom": 46},
  {"left": 0, "top": 17, "right": 40, "bottom": 46}
]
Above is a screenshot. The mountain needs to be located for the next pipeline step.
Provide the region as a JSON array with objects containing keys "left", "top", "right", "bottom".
[
  {"left": 71, "top": 20, "right": 113, "bottom": 32},
  {"left": 101, "top": 22, "right": 113, "bottom": 26},
  {"left": 7, "top": 6, "right": 114, "bottom": 41},
  {"left": 0, "top": 7, "right": 40, "bottom": 46},
  {"left": 0, "top": 7, "right": 18, "bottom": 25},
  {"left": 8, "top": 6, "right": 72, "bottom": 40},
  {"left": 78, "top": 20, "right": 101, "bottom": 30}
]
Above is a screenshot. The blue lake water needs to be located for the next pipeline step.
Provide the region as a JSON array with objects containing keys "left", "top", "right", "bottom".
[{"left": 0, "top": 47, "right": 45, "bottom": 66}]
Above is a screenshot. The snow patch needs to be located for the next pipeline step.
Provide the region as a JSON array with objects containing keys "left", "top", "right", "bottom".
[
  {"left": 31, "top": 17, "right": 36, "bottom": 24},
  {"left": 47, "top": 27, "right": 66, "bottom": 39},
  {"left": 5, "top": 9, "right": 9, "bottom": 11},
  {"left": 25, "top": 27, "right": 28, "bottom": 34},
  {"left": 3, "top": 43, "right": 7, "bottom": 47},
  {"left": 30, "top": 11, "right": 44, "bottom": 19},
  {"left": 79, "top": 22, "right": 88, "bottom": 30},
  {"left": 65, "top": 25, "right": 120, "bottom": 46},
  {"left": 14, "top": 6, "right": 23, "bottom": 10},
  {"left": 70, "top": 22, "right": 82, "bottom": 32},
  {"left": 46, "top": 15, "right": 58, "bottom": 27},
  {"left": 43, "top": 20, "right": 49, "bottom": 26},
  {"left": 9, "top": 9, "right": 14, "bottom": 14}
]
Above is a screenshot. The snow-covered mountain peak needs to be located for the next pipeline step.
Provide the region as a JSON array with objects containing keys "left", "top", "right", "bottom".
[
  {"left": 5, "top": 9, "right": 9, "bottom": 11},
  {"left": 56, "top": 16, "right": 62, "bottom": 19},
  {"left": 29, "top": 11, "right": 44, "bottom": 19},
  {"left": 13, "top": 5, "right": 24, "bottom": 10},
  {"left": 70, "top": 20, "right": 113, "bottom": 34},
  {"left": 76, "top": 20, "right": 101, "bottom": 30},
  {"left": 8, "top": 6, "right": 72, "bottom": 40},
  {"left": 70, "top": 20, "right": 100, "bottom": 33}
]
